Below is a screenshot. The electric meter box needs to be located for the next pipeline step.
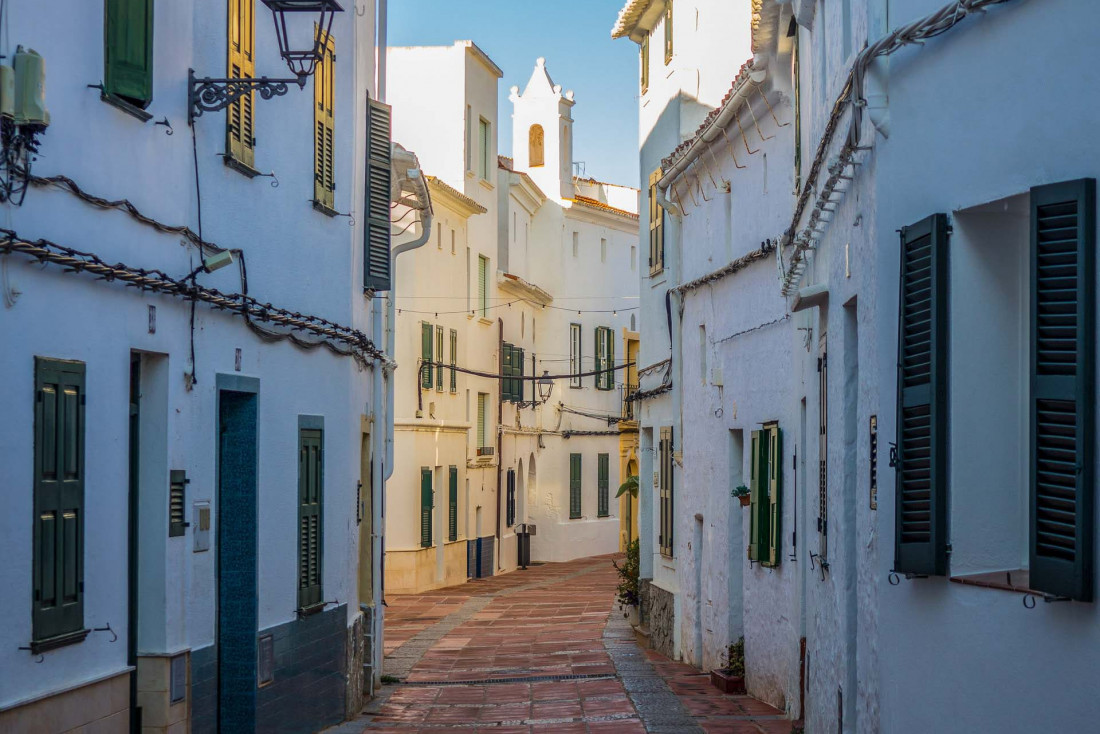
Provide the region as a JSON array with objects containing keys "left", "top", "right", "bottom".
[{"left": 13, "top": 46, "right": 48, "bottom": 128}]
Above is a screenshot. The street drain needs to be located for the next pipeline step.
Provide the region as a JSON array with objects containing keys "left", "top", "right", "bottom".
[{"left": 400, "top": 672, "right": 616, "bottom": 687}]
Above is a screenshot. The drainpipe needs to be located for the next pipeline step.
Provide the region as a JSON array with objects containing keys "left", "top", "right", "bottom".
[
  {"left": 495, "top": 318, "right": 504, "bottom": 570},
  {"left": 376, "top": 0, "right": 387, "bottom": 102}
]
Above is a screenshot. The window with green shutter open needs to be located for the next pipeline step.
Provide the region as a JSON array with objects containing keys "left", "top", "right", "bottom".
[
  {"left": 597, "top": 454, "right": 610, "bottom": 517},
  {"left": 421, "top": 322, "right": 433, "bottom": 390},
  {"left": 448, "top": 467, "right": 459, "bottom": 542},
  {"left": 749, "top": 424, "right": 782, "bottom": 567},
  {"left": 104, "top": 0, "right": 154, "bottom": 110},
  {"left": 298, "top": 428, "right": 324, "bottom": 612},
  {"left": 450, "top": 329, "right": 458, "bottom": 393},
  {"left": 569, "top": 454, "right": 582, "bottom": 519},
  {"left": 420, "top": 468, "right": 433, "bottom": 548},
  {"left": 33, "top": 358, "right": 87, "bottom": 647}
]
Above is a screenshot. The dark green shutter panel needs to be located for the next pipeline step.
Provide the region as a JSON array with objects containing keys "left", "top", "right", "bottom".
[
  {"left": 421, "top": 323, "right": 433, "bottom": 389},
  {"left": 748, "top": 430, "right": 764, "bottom": 562},
  {"left": 450, "top": 330, "right": 458, "bottom": 392},
  {"left": 33, "top": 358, "right": 86, "bottom": 643},
  {"left": 448, "top": 467, "right": 458, "bottom": 542},
  {"left": 594, "top": 329, "right": 602, "bottom": 389},
  {"left": 606, "top": 329, "right": 615, "bottom": 390},
  {"left": 597, "top": 454, "right": 609, "bottom": 517},
  {"left": 506, "top": 469, "right": 516, "bottom": 527},
  {"left": 364, "top": 99, "right": 392, "bottom": 291},
  {"left": 516, "top": 348, "right": 525, "bottom": 403},
  {"left": 169, "top": 470, "right": 187, "bottom": 538},
  {"left": 298, "top": 429, "right": 323, "bottom": 610},
  {"left": 894, "top": 213, "right": 949, "bottom": 576},
  {"left": 767, "top": 427, "right": 783, "bottom": 567},
  {"left": 420, "top": 468, "right": 433, "bottom": 548},
  {"left": 569, "top": 454, "right": 582, "bottom": 519},
  {"left": 104, "top": 0, "right": 154, "bottom": 108},
  {"left": 1030, "top": 179, "right": 1095, "bottom": 601}
]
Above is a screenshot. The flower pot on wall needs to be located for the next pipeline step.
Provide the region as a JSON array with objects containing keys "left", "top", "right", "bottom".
[
  {"left": 710, "top": 668, "right": 746, "bottom": 695},
  {"left": 737, "top": 494, "right": 751, "bottom": 507},
  {"left": 623, "top": 604, "right": 640, "bottom": 627}
]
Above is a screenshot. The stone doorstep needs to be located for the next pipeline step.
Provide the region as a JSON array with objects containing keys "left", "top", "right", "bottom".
[{"left": 631, "top": 623, "right": 652, "bottom": 650}]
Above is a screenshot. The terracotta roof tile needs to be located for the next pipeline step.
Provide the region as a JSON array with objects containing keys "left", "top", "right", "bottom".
[{"left": 568, "top": 196, "right": 639, "bottom": 220}]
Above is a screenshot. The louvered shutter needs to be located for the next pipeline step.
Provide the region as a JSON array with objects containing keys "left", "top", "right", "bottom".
[
  {"left": 226, "top": 0, "right": 255, "bottom": 167},
  {"left": 421, "top": 322, "right": 433, "bottom": 389},
  {"left": 364, "top": 99, "right": 393, "bottom": 291},
  {"left": 767, "top": 427, "right": 783, "bottom": 566},
  {"left": 516, "top": 348, "right": 525, "bottom": 402},
  {"left": 569, "top": 454, "right": 582, "bottom": 519},
  {"left": 313, "top": 29, "right": 336, "bottom": 209},
  {"left": 594, "top": 329, "right": 603, "bottom": 389},
  {"left": 502, "top": 344, "right": 514, "bottom": 402},
  {"left": 448, "top": 467, "right": 458, "bottom": 542},
  {"left": 450, "top": 330, "right": 458, "bottom": 392},
  {"left": 104, "top": 0, "right": 154, "bottom": 108},
  {"left": 818, "top": 345, "right": 828, "bottom": 556},
  {"left": 597, "top": 454, "right": 610, "bottom": 517},
  {"left": 33, "top": 358, "right": 86, "bottom": 643},
  {"left": 506, "top": 469, "right": 516, "bottom": 527},
  {"left": 436, "top": 327, "right": 444, "bottom": 391},
  {"left": 420, "top": 468, "right": 433, "bottom": 547},
  {"left": 298, "top": 429, "right": 323, "bottom": 610},
  {"left": 894, "top": 213, "right": 949, "bottom": 576},
  {"left": 606, "top": 329, "right": 616, "bottom": 390},
  {"left": 476, "top": 394, "right": 487, "bottom": 448},
  {"left": 169, "top": 470, "right": 188, "bottom": 538},
  {"left": 659, "top": 427, "right": 674, "bottom": 556},
  {"left": 478, "top": 257, "right": 488, "bottom": 316},
  {"left": 1030, "top": 179, "right": 1095, "bottom": 601},
  {"left": 748, "top": 430, "right": 763, "bottom": 562}
]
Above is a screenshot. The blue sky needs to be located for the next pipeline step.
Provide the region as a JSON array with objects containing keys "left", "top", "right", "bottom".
[{"left": 388, "top": 0, "right": 640, "bottom": 188}]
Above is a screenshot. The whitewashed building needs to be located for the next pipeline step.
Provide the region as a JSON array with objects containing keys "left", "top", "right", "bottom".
[
  {"left": 618, "top": 0, "right": 1100, "bottom": 732},
  {"left": 0, "top": 2, "right": 395, "bottom": 732},
  {"left": 384, "top": 48, "right": 639, "bottom": 586}
]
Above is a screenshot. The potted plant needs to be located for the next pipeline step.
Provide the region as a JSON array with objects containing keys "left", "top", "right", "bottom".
[
  {"left": 612, "top": 539, "right": 640, "bottom": 626},
  {"left": 711, "top": 637, "right": 746, "bottom": 694},
  {"left": 731, "top": 484, "right": 751, "bottom": 507}
]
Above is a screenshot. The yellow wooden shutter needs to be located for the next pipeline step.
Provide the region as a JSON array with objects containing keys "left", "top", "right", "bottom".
[
  {"left": 313, "top": 27, "right": 336, "bottom": 209},
  {"left": 649, "top": 168, "right": 664, "bottom": 274},
  {"left": 227, "top": 0, "right": 255, "bottom": 168}
]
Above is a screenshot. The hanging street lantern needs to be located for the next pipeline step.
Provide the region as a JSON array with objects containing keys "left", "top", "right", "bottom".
[
  {"left": 262, "top": 0, "right": 344, "bottom": 80},
  {"left": 537, "top": 371, "right": 554, "bottom": 403},
  {"left": 189, "top": 0, "right": 344, "bottom": 124}
]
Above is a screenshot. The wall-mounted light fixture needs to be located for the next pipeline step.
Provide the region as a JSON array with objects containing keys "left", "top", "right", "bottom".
[
  {"left": 188, "top": 0, "right": 343, "bottom": 124},
  {"left": 537, "top": 371, "right": 554, "bottom": 403}
]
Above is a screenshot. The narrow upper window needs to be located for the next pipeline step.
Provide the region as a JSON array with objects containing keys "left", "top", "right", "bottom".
[
  {"left": 105, "top": 0, "right": 154, "bottom": 109},
  {"left": 572, "top": 232, "right": 579, "bottom": 258},
  {"left": 298, "top": 426, "right": 324, "bottom": 610},
  {"left": 313, "top": 26, "right": 336, "bottom": 212},
  {"left": 649, "top": 168, "right": 665, "bottom": 275},
  {"left": 529, "top": 125, "right": 545, "bottom": 167},
  {"left": 465, "top": 105, "right": 473, "bottom": 172},
  {"left": 569, "top": 324, "right": 582, "bottom": 388},
  {"left": 479, "top": 118, "right": 492, "bottom": 180},
  {"left": 478, "top": 255, "right": 489, "bottom": 317},
  {"left": 226, "top": 0, "right": 256, "bottom": 169},
  {"left": 601, "top": 238, "right": 607, "bottom": 263},
  {"left": 640, "top": 35, "right": 650, "bottom": 94}
]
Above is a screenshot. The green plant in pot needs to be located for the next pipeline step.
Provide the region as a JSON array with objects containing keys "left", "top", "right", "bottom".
[
  {"left": 711, "top": 636, "right": 746, "bottom": 694},
  {"left": 612, "top": 539, "right": 640, "bottom": 623},
  {"left": 732, "top": 484, "right": 751, "bottom": 507}
]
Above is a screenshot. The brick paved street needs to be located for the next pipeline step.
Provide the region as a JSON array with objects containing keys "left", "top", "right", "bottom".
[{"left": 330, "top": 555, "right": 787, "bottom": 733}]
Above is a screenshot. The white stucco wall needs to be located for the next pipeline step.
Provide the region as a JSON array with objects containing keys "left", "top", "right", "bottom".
[{"left": 0, "top": 0, "right": 377, "bottom": 709}]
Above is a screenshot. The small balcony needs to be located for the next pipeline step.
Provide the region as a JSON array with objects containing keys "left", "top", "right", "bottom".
[{"left": 621, "top": 383, "right": 638, "bottom": 421}]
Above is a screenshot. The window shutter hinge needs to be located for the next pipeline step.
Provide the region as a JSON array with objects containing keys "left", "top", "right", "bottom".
[{"left": 888, "top": 442, "right": 898, "bottom": 468}]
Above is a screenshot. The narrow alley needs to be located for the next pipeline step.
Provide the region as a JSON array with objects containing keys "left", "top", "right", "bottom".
[{"left": 332, "top": 557, "right": 785, "bottom": 733}]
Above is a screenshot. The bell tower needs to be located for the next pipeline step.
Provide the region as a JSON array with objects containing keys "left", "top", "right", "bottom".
[{"left": 509, "top": 58, "right": 575, "bottom": 201}]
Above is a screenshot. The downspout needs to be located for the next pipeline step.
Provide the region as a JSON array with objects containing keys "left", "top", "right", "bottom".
[
  {"left": 495, "top": 318, "right": 504, "bottom": 570},
  {"left": 376, "top": 0, "right": 387, "bottom": 102}
]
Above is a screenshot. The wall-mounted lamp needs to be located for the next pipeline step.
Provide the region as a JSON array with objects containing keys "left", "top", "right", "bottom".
[
  {"left": 189, "top": 0, "right": 343, "bottom": 124},
  {"left": 537, "top": 371, "right": 554, "bottom": 403},
  {"left": 186, "top": 250, "right": 236, "bottom": 280}
]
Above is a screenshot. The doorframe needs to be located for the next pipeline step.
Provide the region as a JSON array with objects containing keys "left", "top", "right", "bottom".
[
  {"left": 127, "top": 354, "right": 141, "bottom": 733},
  {"left": 214, "top": 374, "right": 260, "bottom": 731}
]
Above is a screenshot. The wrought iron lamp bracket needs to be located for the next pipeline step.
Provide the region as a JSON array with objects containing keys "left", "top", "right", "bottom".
[{"left": 188, "top": 69, "right": 305, "bottom": 125}]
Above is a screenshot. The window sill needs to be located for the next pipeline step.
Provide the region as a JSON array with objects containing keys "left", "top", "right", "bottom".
[
  {"left": 100, "top": 93, "right": 152, "bottom": 122},
  {"left": 569, "top": 516, "right": 584, "bottom": 521},
  {"left": 297, "top": 602, "right": 326, "bottom": 619},
  {"left": 313, "top": 200, "right": 339, "bottom": 217},
  {"left": 223, "top": 155, "right": 262, "bottom": 179},
  {"left": 478, "top": 317, "right": 494, "bottom": 326},
  {"left": 949, "top": 569, "right": 1038, "bottom": 596},
  {"left": 478, "top": 179, "right": 495, "bottom": 191},
  {"left": 28, "top": 628, "right": 90, "bottom": 655}
]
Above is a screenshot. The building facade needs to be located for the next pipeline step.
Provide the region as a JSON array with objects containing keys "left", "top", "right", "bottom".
[
  {"left": 0, "top": 2, "right": 395, "bottom": 732},
  {"left": 384, "top": 49, "right": 640, "bottom": 589},
  {"left": 616, "top": 0, "right": 1100, "bottom": 732}
]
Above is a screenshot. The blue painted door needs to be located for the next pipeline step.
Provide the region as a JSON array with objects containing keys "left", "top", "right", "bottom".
[{"left": 218, "top": 391, "right": 258, "bottom": 732}]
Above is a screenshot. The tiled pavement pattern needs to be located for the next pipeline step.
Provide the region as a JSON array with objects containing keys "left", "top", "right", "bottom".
[{"left": 327, "top": 555, "right": 786, "bottom": 733}]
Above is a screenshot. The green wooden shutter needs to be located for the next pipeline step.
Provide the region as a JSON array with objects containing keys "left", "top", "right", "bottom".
[
  {"left": 420, "top": 468, "right": 433, "bottom": 548},
  {"left": 569, "top": 454, "right": 582, "bottom": 519},
  {"left": 516, "top": 347, "right": 525, "bottom": 402},
  {"left": 33, "top": 358, "right": 86, "bottom": 643},
  {"left": 598, "top": 454, "right": 610, "bottom": 517},
  {"left": 298, "top": 428, "right": 323, "bottom": 610},
  {"left": 169, "top": 470, "right": 188, "bottom": 538},
  {"left": 450, "top": 329, "right": 458, "bottom": 392},
  {"left": 502, "top": 343, "right": 514, "bottom": 402},
  {"left": 506, "top": 469, "right": 516, "bottom": 527},
  {"left": 748, "top": 430, "right": 764, "bottom": 562},
  {"left": 421, "top": 322, "right": 433, "bottom": 389},
  {"left": 606, "top": 329, "right": 616, "bottom": 390},
  {"left": 894, "top": 213, "right": 949, "bottom": 576},
  {"left": 594, "top": 329, "right": 603, "bottom": 389},
  {"left": 766, "top": 426, "right": 783, "bottom": 567},
  {"left": 436, "top": 326, "right": 444, "bottom": 391},
  {"left": 448, "top": 467, "right": 458, "bottom": 542},
  {"left": 104, "top": 0, "right": 154, "bottom": 108},
  {"left": 364, "top": 99, "right": 393, "bottom": 291},
  {"left": 1030, "top": 179, "right": 1095, "bottom": 601}
]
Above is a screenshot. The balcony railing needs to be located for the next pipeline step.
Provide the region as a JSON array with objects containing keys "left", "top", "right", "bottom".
[{"left": 621, "top": 383, "right": 638, "bottom": 421}]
